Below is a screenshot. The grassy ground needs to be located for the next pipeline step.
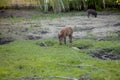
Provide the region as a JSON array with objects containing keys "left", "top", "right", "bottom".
[{"left": 0, "top": 39, "right": 120, "bottom": 80}]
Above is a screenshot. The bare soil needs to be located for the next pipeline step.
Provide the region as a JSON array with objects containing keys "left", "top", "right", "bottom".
[{"left": 0, "top": 10, "right": 120, "bottom": 42}]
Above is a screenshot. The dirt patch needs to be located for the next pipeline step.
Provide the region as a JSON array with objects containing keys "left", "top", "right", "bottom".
[
  {"left": 0, "top": 10, "right": 120, "bottom": 40},
  {"left": 88, "top": 48, "right": 120, "bottom": 60},
  {"left": 0, "top": 10, "right": 41, "bottom": 18}
]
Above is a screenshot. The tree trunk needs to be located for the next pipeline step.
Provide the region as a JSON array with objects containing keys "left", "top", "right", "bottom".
[
  {"left": 44, "top": 0, "right": 48, "bottom": 13},
  {"left": 82, "top": 0, "right": 87, "bottom": 10},
  {"left": 103, "top": 0, "right": 105, "bottom": 9}
]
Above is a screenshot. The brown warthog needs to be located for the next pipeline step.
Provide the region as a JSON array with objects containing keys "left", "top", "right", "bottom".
[{"left": 58, "top": 25, "right": 73, "bottom": 45}]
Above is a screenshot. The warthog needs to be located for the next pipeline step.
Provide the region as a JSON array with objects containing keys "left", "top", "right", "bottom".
[
  {"left": 58, "top": 25, "right": 73, "bottom": 45},
  {"left": 87, "top": 9, "right": 97, "bottom": 18}
]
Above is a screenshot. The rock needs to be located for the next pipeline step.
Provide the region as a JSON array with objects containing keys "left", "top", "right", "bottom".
[
  {"left": 81, "top": 75, "right": 90, "bottom": 80},
  {"left": 68, "top": 78, "right": 78, "bottom": 80},
  {"left": 72, "top": 47, "right": 80, "bottom": 51},
  {"left": 36, "top": 42, "right": 47, "bottom": 47}
]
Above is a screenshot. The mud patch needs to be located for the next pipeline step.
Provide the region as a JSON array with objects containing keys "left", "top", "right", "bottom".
[
  {"left": 88, "top": 48, "right": 120, "bottom": 60},
  {"left": 113, "top": 22, "right": 120, "bottom": 26},
  {"left": 0, "top": 37, "right": 14, "bottom": 45},
  {"left": 0, "top": 11, "right": 120, "bottom": 40},
  {"left": 25, "top": 33, "right": 42, "bottom": 40},
  {"left": 72, "top": 41, "right": 93, "bottom": 50},
  {"left": 77, "top": 46, "right": 89, "bottom": 49}
]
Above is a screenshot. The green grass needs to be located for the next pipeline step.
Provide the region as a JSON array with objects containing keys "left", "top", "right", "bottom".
[
  {"left": 31, "top": 11, "right": 84, "bottom": 20},
  {"left": 0, "top": 11, "right": 85, "bottom": 22},
  {"left": 0, "top": 39, "right": 120, "bottom": 80}
]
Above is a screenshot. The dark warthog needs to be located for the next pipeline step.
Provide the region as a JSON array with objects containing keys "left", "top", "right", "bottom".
[
  {"left": 58, "top": 25, "right": 73, "bottom": 45},
  {"left": 87, "top": 9, "right": 97, "bottom": 18}
]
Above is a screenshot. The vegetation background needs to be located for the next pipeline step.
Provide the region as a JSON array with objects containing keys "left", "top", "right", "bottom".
[{"left": 0, "top": 0, "right": 120, "bottom": 12}]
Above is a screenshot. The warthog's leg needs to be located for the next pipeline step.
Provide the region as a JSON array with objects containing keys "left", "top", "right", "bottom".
[
  {"left": 64, "top": 37, "right": 66, "bottom": 45},
  {"left": 69, "top": 35, "right": 72, "bottom": 43}
]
